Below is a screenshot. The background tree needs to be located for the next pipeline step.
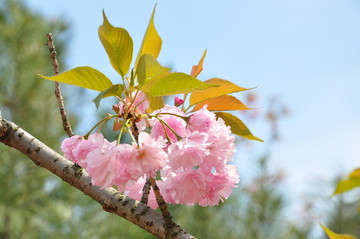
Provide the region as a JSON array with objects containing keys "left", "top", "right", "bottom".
[
  {"left": 0, "top": 1, "right": 151, "bottom": 238},
  {"left": 318, "top": 174, "right": 360, "bottom": 239},
  {"left": 0, "top": 0, "right": 71, "bottom": 237},
  {"left": 324, "top": 194, "right": 360, "bottom": 238}
]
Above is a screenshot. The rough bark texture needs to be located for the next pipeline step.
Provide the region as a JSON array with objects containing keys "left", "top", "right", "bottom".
[{"left": 0, "top": 117, "right": 195, "bottom": 239}]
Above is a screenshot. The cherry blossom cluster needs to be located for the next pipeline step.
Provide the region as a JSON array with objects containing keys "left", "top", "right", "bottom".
[{"left": 61, "top": 93, "right": 239, "bottom": 208}]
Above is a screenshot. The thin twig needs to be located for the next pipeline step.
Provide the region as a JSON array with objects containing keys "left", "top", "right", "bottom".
[
  {"left": 149, "top": 177, "right": 176, "bottom": 238},
  {"left": 46, "top": 33, "right": 74, "bottom": 137},
  {"left": 141, "top": 179, "right": 152, "bottom": 204}
]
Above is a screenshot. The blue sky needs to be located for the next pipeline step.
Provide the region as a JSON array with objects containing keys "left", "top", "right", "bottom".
[{"left": 25, "top": 0, "right": 360, "bottom": 216}]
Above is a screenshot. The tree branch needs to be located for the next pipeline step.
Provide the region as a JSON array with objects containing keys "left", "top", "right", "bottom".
[
  {"left": 46, "top": 33, "right": 74, "bottom": 137},
  {"left": 0, "top": 117, "right": 195, "bottom": 239}
]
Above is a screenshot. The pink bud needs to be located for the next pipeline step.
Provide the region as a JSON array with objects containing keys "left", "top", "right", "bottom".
[{"left": 174, "top": 97, "right": 184, "bottom": 107}]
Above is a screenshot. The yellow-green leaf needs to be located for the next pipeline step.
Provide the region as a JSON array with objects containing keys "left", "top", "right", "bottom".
[
  {"left": 39, "top": 66, "right": 113, "bottom": 91},
  {"left": 320, "top": 224, "right": 358, "bottom": 239},
  {"left": 99, "top": 11, "right": 133, "bottom": 77},
  {"left": 137, "top": 54, "right": 170, "bottom": 85},
  {"left": 135, "top": 5, "right": 162, "bottom": 69},
  {"left": 215, "top": 112, "right": 263, "bottom": 142},
  {"left": 333, "top": 168, "right": 360, "bottom": 195},
  {"left": 142, "top": 72, "right": 218, "bottom": 97},
  {"left": 93, "top": 84, "right": 124, "bottom": 109},
  {"left": 193, "top": 95, "right": 251, "bottom": 111},
  {"left": 147, "top": 96, "right": 164, "bottom": 113},
  {"left": 349, "top": 168, "right": 360, "bottom": 177},
  {"left": 191, "top": 50, "right": 207, "bottom": 77},
  {"left": 190, "top": 78, "right": 253, "bottom": 106}
]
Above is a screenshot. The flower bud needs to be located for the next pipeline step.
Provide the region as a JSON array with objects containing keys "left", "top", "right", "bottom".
[{"left": 174, "top": 96, "right": 184, "bottom": 107}]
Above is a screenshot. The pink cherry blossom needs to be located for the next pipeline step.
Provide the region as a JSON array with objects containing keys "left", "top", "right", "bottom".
[
  {"left": 137, "top": 132, "right": 168, "bottom": 171},
  {"left": 126, "top": 132, "right": 168, "bottom": 178},
  {"left": 199, "top": 165, "right": 239, "bottom": 206},
  {"left": 60, "top": 135, "right": 83, "bottom": 161},
  {"left": 84, "top": 139, "right": 121, "bottom": 188},
  {"left": 167, "top": 131, "right": 209, "bottom": 170},
  {"left": 193, "top": 116, "right": 235, "bottom": 172},
  {"left": 162, "top": 165, "right": 239, "bottom": 206},
  {"left": 60, "top": 102, "right": 240, "bottom": 207},
  {"left": 163, "top": 169, "right": 208, "bottom": 205},
  {"left": 72, "top": 133, "right": 104, "bottom": 168},
  {"left": 150, "top": 105, "right": 187, "bottom": 142},
  {"left": 188, "top": 105, "right": 216, "bottom": 133},
  {"left": 112, "top": 144, "right": 137, "bottom": 190},
  {"left": 207, "top": 117, "right": 236, "bottom": 161}
]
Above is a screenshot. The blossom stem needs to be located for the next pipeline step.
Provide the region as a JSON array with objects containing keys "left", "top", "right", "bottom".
[
  {"left": 116, "top": 120, "right": 127, "bottom": 144},
  {"left": 127, "top": 89, "right": 148, "bottom": 118},
  {"left": 127, "top": 123, "right": 138, "bottom": 146},
  {"left": 155, "top": 116, "right": 183, "bottom": 141},
  {"left": 184, "top": 104, "right": 193, "bottom": 113},
  {"left": 134, "top": 98, "right": 149, "bottom": 112},
  {"left": 125, "top": 89, "right": 139, "bottom": 116},
  {"left": 181, "top": 93, "right": 188, "bottom": 111},
  {"left": 140, "top": 179, "right": 151, "bottom": 205},
  {"left": 84, "top": 115, "right": 117, "bottom": 139},
  {"left": 153, "top": 112, "right": 189, "bottom": 121}
]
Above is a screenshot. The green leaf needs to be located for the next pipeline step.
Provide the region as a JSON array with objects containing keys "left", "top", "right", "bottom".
[
  {"left": 135, "top": 5, "right": 162, "bottom": 69},
  {"left": 215, "top": 112, "right": 263, "bottom": 142},
  {"left": 93, "top": 84, "right": 124, "bottom": 109},
  {"left": 320, "top": 224, "right": 358, "bottom": 239},
  {"left": 99, "top": 11, "right": 133, "bottom": 77},
  {"left": 136, "top": 54, "right": 170, "bottom": 85},
  {"left": 190, "top": 78, "right": 253, "bottom": 106},
  {"left": 333, "top": 168, "right": 360, "bottom": 195},
  {"left": 38, "top": 66, "right": 113, "bottom": 91},
  {"left": 193, "top": 95, "right": 251, "bottom": 111},
  {"left": 141, "top": 72, "right": 218, "bottom": 97}
]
